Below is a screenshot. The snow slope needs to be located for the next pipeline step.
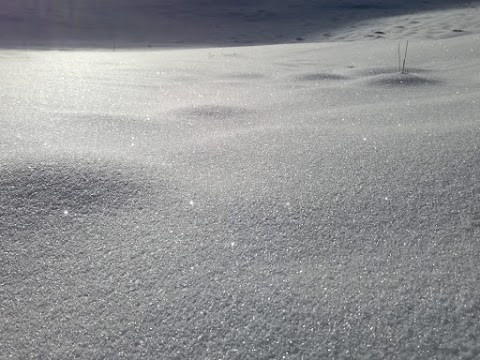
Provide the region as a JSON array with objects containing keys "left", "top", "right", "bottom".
[{"left": 2, "top": 1, "right": 480, "bottom": 359}]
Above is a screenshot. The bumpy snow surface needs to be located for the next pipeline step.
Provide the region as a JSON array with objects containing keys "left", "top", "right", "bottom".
[{"left": 1, "top": 1, "right": 480, "bottom": 359}]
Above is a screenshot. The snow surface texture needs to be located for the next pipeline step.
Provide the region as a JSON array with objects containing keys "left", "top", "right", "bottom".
[{"left": 2, "top": 1, "right": 480, "bottom": 360}]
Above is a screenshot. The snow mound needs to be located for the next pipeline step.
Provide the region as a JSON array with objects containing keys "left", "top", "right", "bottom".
[
  {"left": 366, "top": 72, "right": 441, "bottom": 87},
  {"left": 0, "top": 159, "right": 148, "bottom": 231},
  {"left": 172, "top": 105, "right": 252, "bottom": 122},
  {"left": 295, "top": 73, "right": 348, "bottom": 81}
]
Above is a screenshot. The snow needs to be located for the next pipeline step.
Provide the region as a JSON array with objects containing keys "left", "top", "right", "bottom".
[{"left": 1, "top": 1, "right": 480, "bottom": 359}]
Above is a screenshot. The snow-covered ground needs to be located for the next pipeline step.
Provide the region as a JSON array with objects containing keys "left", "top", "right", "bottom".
[{"left": 1, "top": 1, "right": 480, "bottom": 359}]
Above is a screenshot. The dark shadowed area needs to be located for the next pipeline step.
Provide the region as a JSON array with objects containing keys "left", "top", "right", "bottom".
[{"left": 0, "top": 0, "right": 479, "bottom": 48}]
